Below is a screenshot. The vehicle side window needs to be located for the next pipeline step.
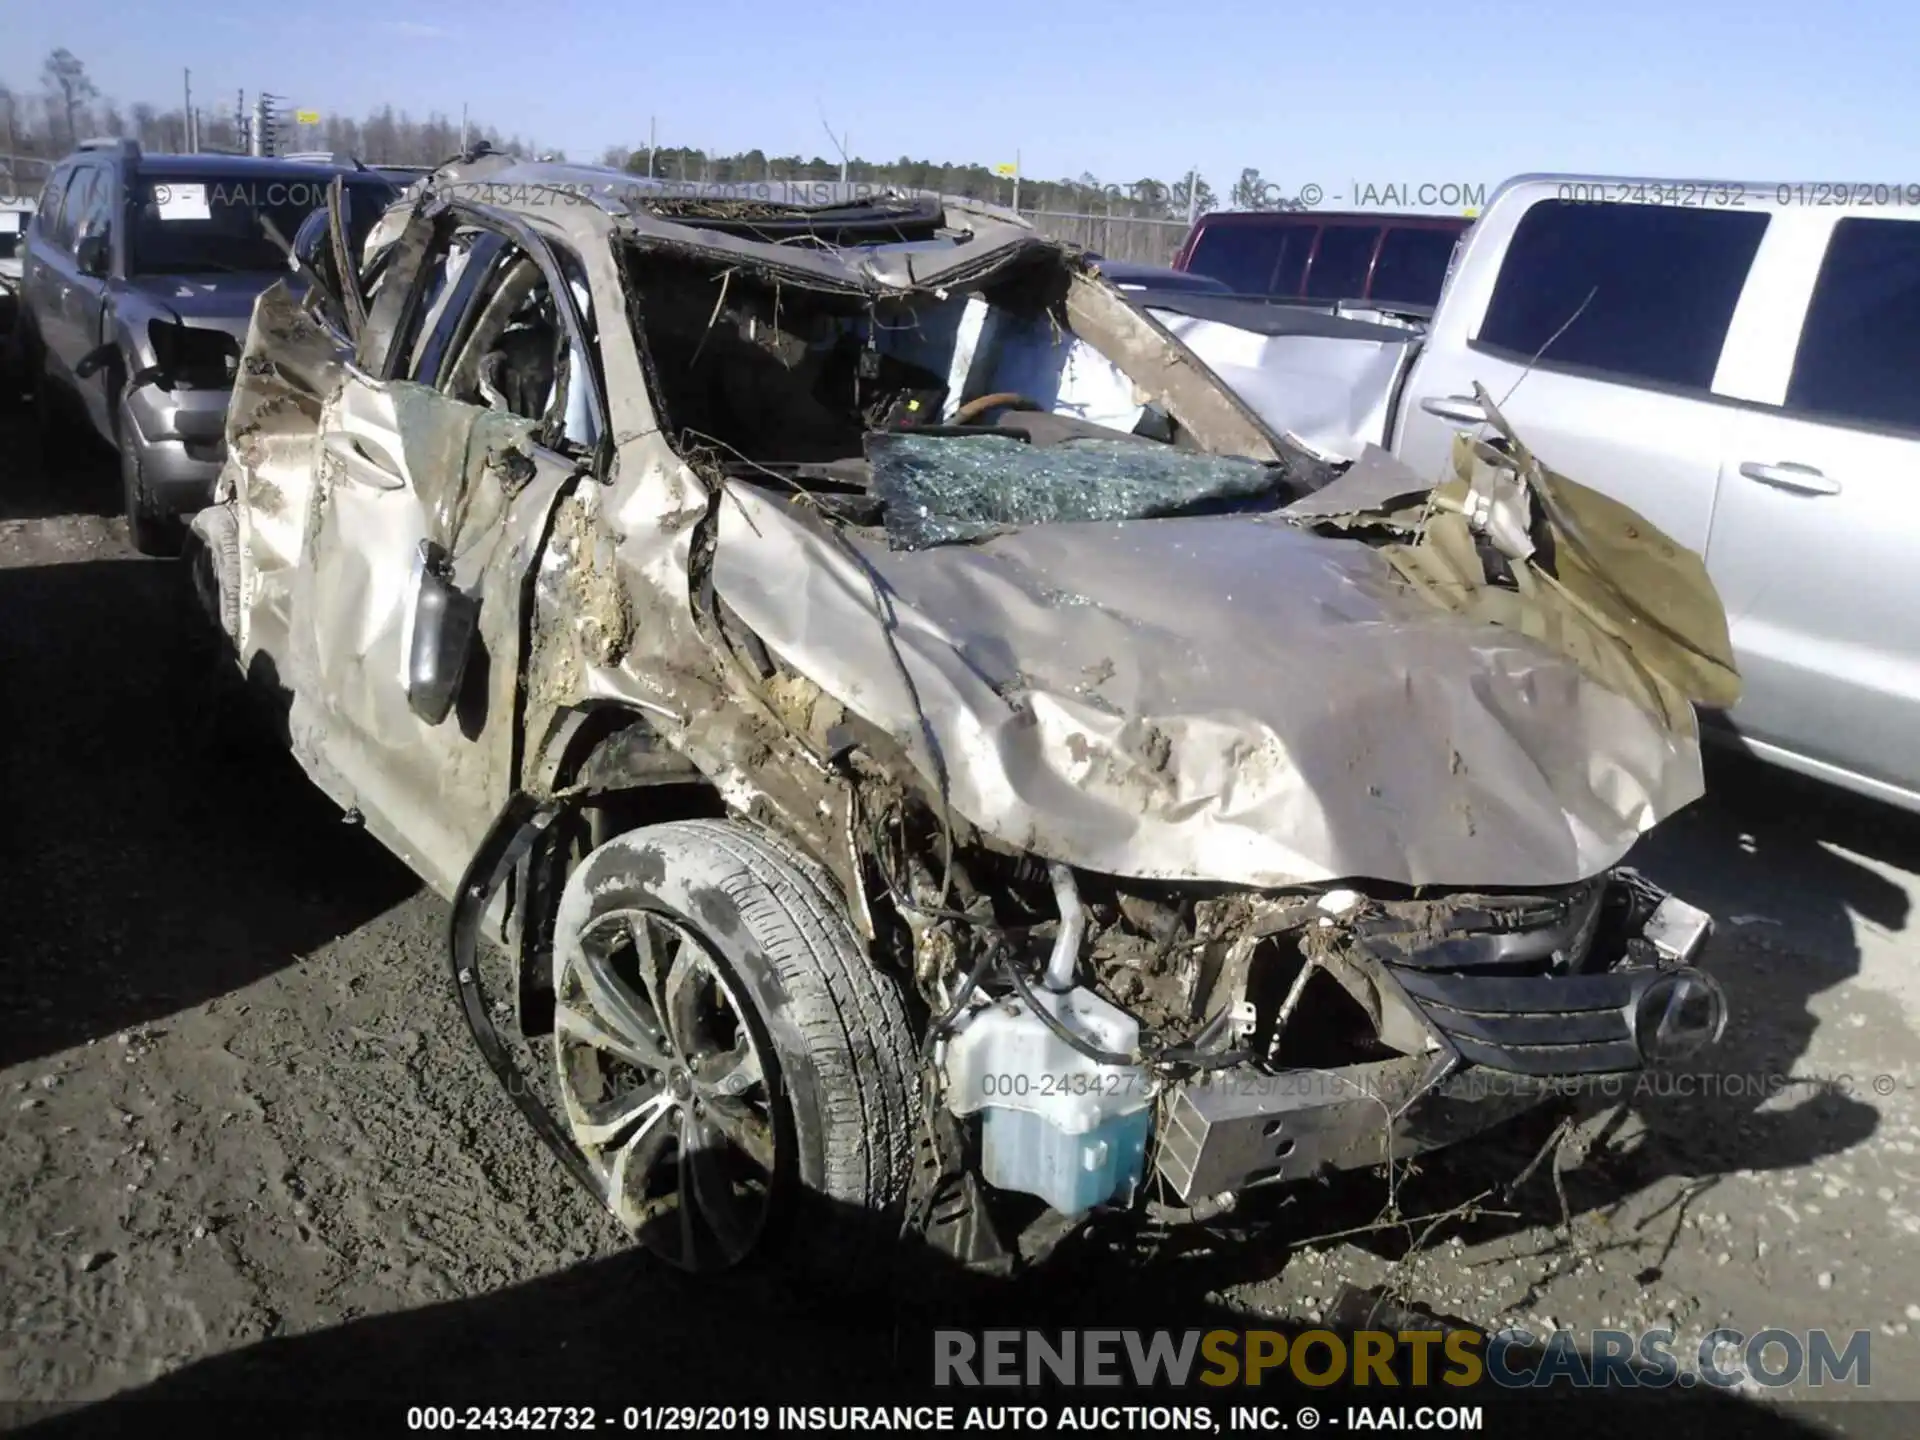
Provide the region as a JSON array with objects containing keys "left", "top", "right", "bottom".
[
  {"left": 72, "top": 165, "right": 112, "bottom": 240},
  {"left": 1785, "top": 218, "right": 1920, "bottom": 433},
  {"left": 1477, "top": 199, "right": 1769, "bottom": 390},
  {"left": 1185, "top": 223, "right": 1309, "bottom": 297},
  {"left": 1303, "top": 225, "right": 1382, "bottom": 301},
  {"left": 435, "top": 240, "right": 596, "bottom": 448},
  {"left": 35, "top": 166, "right": 73, "bottom": 247},
  {"left": 1370, "top": 227, "right": 1458, "bottom": 307},
  {"left": 44, "top": 166, "right": 89, "bottom": 252},
  {"left": 551, "top": 245, "right": 601, "bottom": 451},
  {"left": 400, "top": 227, "right": 499, "bottom": 384}
]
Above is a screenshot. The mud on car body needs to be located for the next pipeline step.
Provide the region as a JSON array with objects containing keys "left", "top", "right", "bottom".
[{"left": 186, "top": 149, "right": 1739, "bottom": 1275}]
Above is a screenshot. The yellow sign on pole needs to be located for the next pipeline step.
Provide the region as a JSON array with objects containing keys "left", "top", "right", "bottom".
[
  {"left": 994, "top": 161, "right": 1017, "bottom": 177},
  {"left": 295, "top": 109, "right": 320, "bottom": 125}
]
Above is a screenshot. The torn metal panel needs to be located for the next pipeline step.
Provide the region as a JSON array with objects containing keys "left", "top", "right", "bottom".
[
  {"left": 1278, "top": 442, "right": 1434, "bottom": 527},
  {"left": 710, "top": 480, "right": 1704, "bottom": 890},
  {"left": 220, "top": 278, "right": 352, "bottom": 663},
  {"left": 1062, "top": 272, "right": 1286, "bottom": 462},
  {"left": 519, "top": 466, "right": 866, "bottom": 903},
  {"left": 428, "top": 156, "right": 1046, "bottom": 297},
  {"left": 1282, "top": 400, "right": 1741, "bottom": 733},
  {"left": 1145, "top": 304, "right": 1421, "bottom": 463}
]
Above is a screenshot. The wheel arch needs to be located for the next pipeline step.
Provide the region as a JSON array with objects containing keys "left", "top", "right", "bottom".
[
  {"left": 513, "top": 701, "right": 893, "bottom": 1038},
  {"left": 511, "top": 701, "right": 730, "bottom": 1037}
]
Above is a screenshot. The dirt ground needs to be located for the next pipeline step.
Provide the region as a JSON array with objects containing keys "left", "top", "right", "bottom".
[{"left": 2, "top": 400, "right": 1916, "bottom": 1434}]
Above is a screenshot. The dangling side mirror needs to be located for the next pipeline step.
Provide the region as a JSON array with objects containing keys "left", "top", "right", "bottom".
[{"left": 402, "top": 539, "right": 480, "bottom": 725}]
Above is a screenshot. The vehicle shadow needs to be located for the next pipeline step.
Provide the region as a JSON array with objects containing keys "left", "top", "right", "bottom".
[
  {"left": 2, "top": 1202, "right": 1843, "bottom": 1440},
  {"left": 0, "top": 478, "right": 420, "bottom": 1070},
  {"left": 0, "top": 403, "right": 120, "bottom": 523},
  {"left": 1606, "top": 743, "right": 1910, "bottom": 1175}
]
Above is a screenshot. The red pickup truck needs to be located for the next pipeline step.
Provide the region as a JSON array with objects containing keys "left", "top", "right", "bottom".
[{"left": 1171, "top": 210, "right": 1471, "bottom": 311}]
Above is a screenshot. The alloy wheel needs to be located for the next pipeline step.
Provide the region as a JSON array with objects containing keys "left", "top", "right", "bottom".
[{"left": 552, "top": 907, "right": 779, "bottom": 1270}]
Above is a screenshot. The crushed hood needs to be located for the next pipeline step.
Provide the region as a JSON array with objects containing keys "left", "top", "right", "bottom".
[{"left": 709, "top": 412, "right": 1734, "bottom": 889}]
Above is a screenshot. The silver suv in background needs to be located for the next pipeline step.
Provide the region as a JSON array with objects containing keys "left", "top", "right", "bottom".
[
  {"left": 1385, "top": 176, "right": 1920, "bottom": 816},
  {"left": 17, "top": 139, "right": 404, "bottom": 552}
]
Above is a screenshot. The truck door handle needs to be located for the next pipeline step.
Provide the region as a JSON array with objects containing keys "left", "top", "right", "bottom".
[
  {"left": 322, "top": 431, "right": 405, "bottom": 489},
  {"left": 1738, "top": 460, "right": 1841, "bottom": 496},
  {"left": 1419, "top": 395, "right": 1488, "bottom": 425}
]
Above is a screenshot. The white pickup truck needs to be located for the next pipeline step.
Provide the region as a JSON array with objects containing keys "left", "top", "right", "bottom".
[{"left": 1143, "top": 174, "right": 1920, "bottom": 816}]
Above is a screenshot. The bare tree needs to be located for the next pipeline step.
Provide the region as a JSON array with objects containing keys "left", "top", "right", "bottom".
[
  {"left": 1169, "top": 171, "right": 1216, "bottom": 218},
  {"left": 1229, "top": 167, "right": 1272, "bottom": 212},
  {"left": 41, "top": 48, "right": 98, "bottom": 149}
]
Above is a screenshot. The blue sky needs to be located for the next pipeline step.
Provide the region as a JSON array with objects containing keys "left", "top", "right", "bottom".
[{"left": 3, "top": 0, "right": 1915, "bottom": 205}]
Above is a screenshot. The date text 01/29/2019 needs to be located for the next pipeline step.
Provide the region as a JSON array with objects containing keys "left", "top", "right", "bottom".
[{"left": 406, "top": 1406, "right": 780, "bottom": 1431}]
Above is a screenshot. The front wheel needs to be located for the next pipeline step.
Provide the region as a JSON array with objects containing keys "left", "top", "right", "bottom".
[
  {"left": 549, "top": 819, "right": 921, "bottom": 1273},
  {"left": 117, "top": 433, "right": 179, "bottom": 556}
]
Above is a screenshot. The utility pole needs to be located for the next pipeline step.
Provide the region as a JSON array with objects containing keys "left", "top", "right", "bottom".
[
  {"left": 460, "top": 102, "right": 468, "bottom": 154},
  {"left": 1186, "top": 163, "right": 1201, "bottom": 223},
  {"left": 252, "top": 93, "right": 277, "bottom": 157},
  {"left": 648, "top": 116, "right": 656, "bottom": 177},
  {"left": 182, "top": 69, "right": 195, "bottom": 152},
  {"left": 1012, "top": 149, "right": 1021, "bottom": 212}
]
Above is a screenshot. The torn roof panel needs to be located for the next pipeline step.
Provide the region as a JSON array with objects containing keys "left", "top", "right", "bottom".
[{"left": 413, "top": 155, "right": 1048, "bottom": 295}]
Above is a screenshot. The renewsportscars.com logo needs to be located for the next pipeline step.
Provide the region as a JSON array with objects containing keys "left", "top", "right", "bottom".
[{"left": 934, "top": 1326, "right": 1872, "bottom": 1391}]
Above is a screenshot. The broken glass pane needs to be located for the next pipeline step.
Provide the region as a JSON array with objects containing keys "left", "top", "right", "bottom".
[{"left": 866, "top": 431, "right": 1289, "bottom": 550}]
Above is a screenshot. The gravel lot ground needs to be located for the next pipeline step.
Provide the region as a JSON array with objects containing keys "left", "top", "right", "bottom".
[{"left": 2, "top": 400, "right": 1915, "bottom": 1435}]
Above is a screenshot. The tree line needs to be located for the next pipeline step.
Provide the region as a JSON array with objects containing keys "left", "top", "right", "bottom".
[
  {"left": 3, "top": 48, "right": 1308, "bottom": 221},
  {"left": 0, "top": 49, "right": 545, "bottom": 179}
]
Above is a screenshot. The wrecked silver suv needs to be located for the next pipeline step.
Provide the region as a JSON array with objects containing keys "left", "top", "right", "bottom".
[{"left": 185, "top": 153, "right": 1740, "bottom": 1275}]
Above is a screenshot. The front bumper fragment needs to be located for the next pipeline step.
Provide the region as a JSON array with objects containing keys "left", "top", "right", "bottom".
[
  {"left": 1152, "top": 871, "right": 1723, "bottom": 1204},
  {"left": 1387, "top": 887, "right": 1723, "bottom": 1077},
  {"left": 1156, "top": 1054, "right": 1555, "bottom": 1201}
]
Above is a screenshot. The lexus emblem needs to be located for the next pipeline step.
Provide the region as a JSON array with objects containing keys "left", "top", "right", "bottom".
[{"left": 1631, "top": 969, "right": 1728, "bottom": 1063}]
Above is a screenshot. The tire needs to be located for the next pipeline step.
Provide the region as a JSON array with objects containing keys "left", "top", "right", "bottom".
[
  {"left": 549, "top": 818, "right": 921, "bottom": 1275},
  {"left": 175, "top": 506, "right": 261, "bottom": 760},
  {"left": 117, "top": 398, "right": 181, "bottom": 557}
]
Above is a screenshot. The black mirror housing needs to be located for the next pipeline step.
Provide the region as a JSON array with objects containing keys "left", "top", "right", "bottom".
[{"left": 405, "top": 540, "right": 480, "bottom": 725}]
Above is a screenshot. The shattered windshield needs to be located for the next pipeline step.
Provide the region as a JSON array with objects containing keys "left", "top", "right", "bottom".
[{"left": 867, "top": 431, "right": 1290, "bottom": 549}]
